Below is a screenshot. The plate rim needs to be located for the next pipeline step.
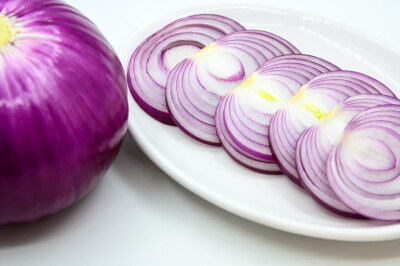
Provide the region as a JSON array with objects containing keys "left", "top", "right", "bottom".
[{"left": 118, "top": 3, "right": 400, "bottom": 242}]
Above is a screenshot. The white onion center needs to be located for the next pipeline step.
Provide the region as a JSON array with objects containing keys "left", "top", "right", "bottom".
[
  {"left": 195, "top": 45, "right": 243, "bottom": 81},
  {"left": 344, "top": 134, "right": 396, "bottom": 171},
  {"left": 163, "top": 44, "right": 201, "bottom": 70}
]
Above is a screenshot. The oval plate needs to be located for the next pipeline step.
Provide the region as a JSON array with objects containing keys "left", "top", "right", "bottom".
[{"left": 119, "top": 4, "right": 400, "bottom": 241}]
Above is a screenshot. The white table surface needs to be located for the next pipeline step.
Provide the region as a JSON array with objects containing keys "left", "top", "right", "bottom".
[{"left": 1, "top": 0, "right": 400, "bottom": 265}]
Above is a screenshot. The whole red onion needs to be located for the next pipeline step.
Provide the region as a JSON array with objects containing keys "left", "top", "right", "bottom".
[{"left": 0, "top": 0, "right": 128, "bottom": 225}]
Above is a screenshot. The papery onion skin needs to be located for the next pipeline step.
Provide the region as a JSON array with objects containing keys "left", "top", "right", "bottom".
[
  {"left": 327, "top": 104, "right": 400, "bottom": 221},
  {"left": 269, "top": 70, "right": 395, "bottom": 187},
  {"left": 166, "top": 30, "right": 300, "bottom": 145},
  {"left": 0, "top": 0, "right": 128, "bottom": 225},
  {"left": 127, "top": 14, "right": 245, "bottom": 125},
  {"left": 215, "top": 54, "right": 339, "bottom": 173},
  {"left": 296, "top": 95, "right": 400, "bottom": 218}
]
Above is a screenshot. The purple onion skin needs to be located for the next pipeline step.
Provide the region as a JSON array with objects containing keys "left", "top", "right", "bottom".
[{"left": 0, "top": 0, "right": 128, "bottom": 225}]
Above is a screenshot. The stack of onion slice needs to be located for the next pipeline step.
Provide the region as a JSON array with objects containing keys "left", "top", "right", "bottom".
[
  {"left": 128, "top": 13, "right": 400, "bottom": 222},
  {"left": 297, "top": 95, "right": 400, "bottom": 217},
  {"left": 127, "top": 14, "right": 245, "bottom": 124},
  {"left": 327, "top": 104, "right": 400, "bottom": 221},
  {"left": 215, "top": 54, "right": 339, "bottom": 173},
  {"left": 269, "top": 71, "right": 395, "bottom": 186},
  {"left": 166, "top": 30, "right": 300, "bottom": 145}
]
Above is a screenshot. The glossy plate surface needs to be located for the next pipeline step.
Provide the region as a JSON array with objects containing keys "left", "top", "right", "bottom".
[{"left": 119, "top": 4, "right": 400, "bottom": 241}]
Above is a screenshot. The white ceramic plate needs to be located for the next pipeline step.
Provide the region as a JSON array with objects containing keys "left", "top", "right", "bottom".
[{"left": 119, "top": 4, "right": 400, "bottom": 241}]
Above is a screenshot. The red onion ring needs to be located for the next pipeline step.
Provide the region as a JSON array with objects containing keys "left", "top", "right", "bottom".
[{"left": 327, "top": 104, "right": 400, "bottom": 221}]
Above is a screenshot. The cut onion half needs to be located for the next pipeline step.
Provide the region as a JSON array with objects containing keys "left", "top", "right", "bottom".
[
  {"left": 297, "top": 94, "right": 400, "bottom": 217},
  {"left": 166, "top": 30, "right": 300, "bottom": 145},
  {"left": 269, "top": 70, "right": 395, "bottom": 186},
  {"left": 127, "top": 14, "right": 245, "bottom": 125},
  {"left": 327, "top": 104, "right": 400, "bottom": 221},
  {"left": 215, "top": 54, "right": 339, "bottom": 173}
]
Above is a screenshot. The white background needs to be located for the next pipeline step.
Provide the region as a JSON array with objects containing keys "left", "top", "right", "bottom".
[{"left": 1, "top": 0, "right": 400, "bottom": 265}]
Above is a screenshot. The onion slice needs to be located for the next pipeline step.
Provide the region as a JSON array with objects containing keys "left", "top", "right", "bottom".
[
  {"left": 215, "top": 54, "right": 339, "bottom": 173},
  {"left": 327, "top": 104, "right": 400, "bottom": 221},
  {"left": 269, "top": 70, "right": 395, "bottom": 186},
  {"left": 297, "top": 95, "right": 400, "bottom": 217},
  {"left": 166, "top": 30, "right": 300, "bottom": 145},
  {"left": 127, "top": 14, "right": 245, "bottom": 125}
]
